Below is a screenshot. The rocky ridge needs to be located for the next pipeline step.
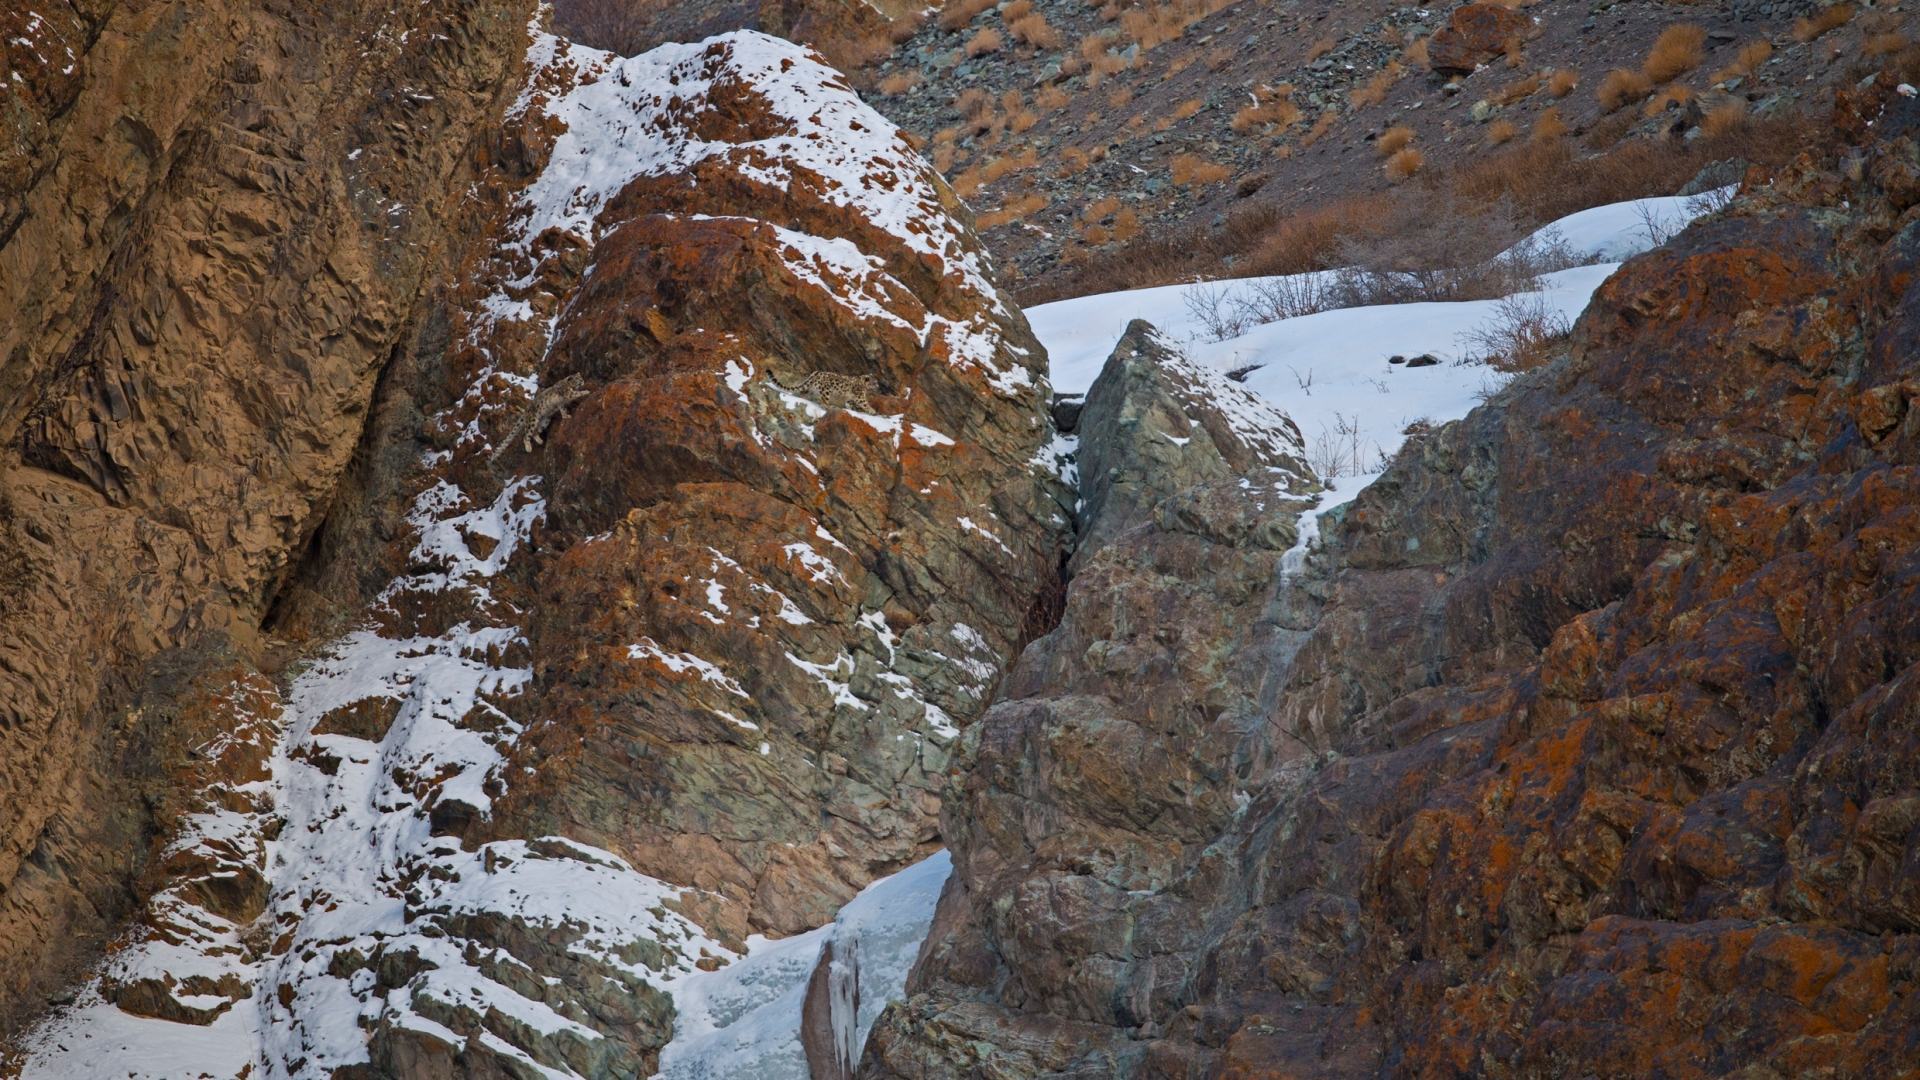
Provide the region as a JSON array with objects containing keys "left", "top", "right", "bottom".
[
  {"left": 865, "top": 76, "right": 1920, "bottom": 1077},
  {"left": 5, "top": 11, "right": 1068, "bottom": 1079}
]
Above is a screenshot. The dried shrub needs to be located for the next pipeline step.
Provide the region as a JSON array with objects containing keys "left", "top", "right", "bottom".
[
  {"left": 1108, "top": 86, "right": 1133, "bottom": 108},
  {"left": 1531, "top": 106, "right": 1567, "bottom": 142},
  {"left": 1171, "top": 154, "right": 1231, "bottom": 187},
  {"left": 1548, "top": 68, "right": 1579, "bottom": 97},
  {"left": 965, "top": 27, "right": 1004, "bottom": 56},
  {"left": 1701, "top": 100, "right": 1746, "bottom": 137},
  {"left": 1487, "top": 119, "right": 1518, "bottom": 145},
  {"left": 1009, "top": 107, "right": 1039, "bottom": 132},
  {"left": 1350, "top": 62, "right": 1403, "bottom": 108},
  {"left": 878, "top": 69, "right": 921, "bottom": 96},
  {"left": 980, "top": 147, "right": 1038, "bottom": 183},
  {"left": 1112, "top": 207, "right": 1141, "bottom": 242},
  {"left": 1644, "top": 23, "right": 1706, "bottom": 83},
  {"left": 1302, "top": 109, "right": 1339, "bottom": 146},
  {"left": 1307, "top": 36, "right": 1336, "bottom": 61},
  {"left": 1404, "top": 36, "right": 1430, "bottom": 68},
  {"left": 1459, "top": 291, "right": 1571, "bottom": 372},
  {"left": 939, "top": 0, "right": 997, "bottom": 32},
  {"left": 1022, "top": 103, "right": 1820, "bottom": 308},
  {"left": 1010, "top": 12, "right": 1063, "bottom": 49},
  {"left": 1376, "top": 125, "right": 1416, "bottom": 156},
  {"left": 1865, "top": 32, "right": 1912, "bottom": 59},
  {"left": 1793, "top": 3, "right": 1855, "bottom": 43},
  {"left": 1035, "top": 85, "right": 1070, "bottom": 110},
  {"left": 1085, "top": 195, "right": 1121, "bottom": 220},
  {"left": 1597, "top": 68, "right": 1654, "bottom": 112},
  {"left": 1232, "top": 84, "right": 1301, "bottom": 134},
  {"left": 976, "top": 193, "right": 1049, "bottom": 229},
  {"left": 1714, "top": 39, "right": 1773, "bottom": 82},
  {"left": 1643, "top": 84, "right": 1695, "bottom": 119},
  {"left": 1170, "top": 97, "right": 1205, "bottom": 122},
  {"left": 1384, "top": 146, "right": 1425, "bottom": 181},
  {"left": 1495, "top": 75, "right": 1542, "bottom": 106}
]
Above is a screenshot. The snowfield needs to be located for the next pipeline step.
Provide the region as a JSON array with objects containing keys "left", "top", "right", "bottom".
[{"left": 1027, "top": 191, "right": 1729, "bottom": 569}]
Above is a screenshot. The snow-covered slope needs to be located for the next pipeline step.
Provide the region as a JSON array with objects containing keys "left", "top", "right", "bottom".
[{"left": 1027, "top": 192, "right": 1730, "bottom": 570}]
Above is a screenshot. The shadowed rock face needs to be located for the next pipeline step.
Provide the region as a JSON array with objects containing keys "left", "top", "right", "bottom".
[
  {"left": 865, "top": 79, "right": 1920, "bottom": 1078},
  {"left": 0, "top": 0, "right": 534, "bottom": 1028},
  {"left": 862, "top": 319, "right": 1322, "bottom": 1077}
]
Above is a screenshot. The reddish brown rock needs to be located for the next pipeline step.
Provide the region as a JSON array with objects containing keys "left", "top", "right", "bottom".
[
  {"left": 866, "top": 79, "right": 1920, "bottom": 1078},
  {"left": 1426, "top": 3, "right": 1533, "bottom": 77},
  {"left": 0, "top": 0, "right": 534, "bottom": 1030}
]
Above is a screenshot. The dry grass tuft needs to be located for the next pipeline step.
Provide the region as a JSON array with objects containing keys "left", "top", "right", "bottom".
[
  {"left": 1793, "top": 3, "right": 1855, "bottom": 43},
  {"left": 1010, "top": 11, "right": 1062, "bottom": 49},
  {"left": 1404, "top": 36, "right": 1430, "bottom": 69},
  {"left": 1171, "top": 154, "right": 1232, "bottom": 187},
  {"left": 1302, "top": 109, "right": 1340, "bottom": 146},
  {"left": 1644, "top": 23, "right": 1706, "bottom": 83},
  {"left": 1307, "top": 36, "right": 1336, "bottom": 62},
  {"left": 1035, "top": 85, "right": 1069, "bottom": 110},
  {"left": 1495, "top": 74, "right": 1542, "bottom": 106},
  {"left": 1350, "top": 62, "right": 1404, "bottom": 108},
  {"left": 1376, "top": 125, "right": 1416, "bottom": 156},
  {"left": 1487, "top": 118, "right": 1518, "bottom": 146},
  {"left": 939, "top": 0, "right": 996, "bottom": 32},
  {"left": 1597, "top": 67, "right": 1654, "bottom": 112},
  {"left": 1643, "top": 84, "right": 1694, "bottom": 119},
  {"left": 1384, "top": 146, "right": 1425, "bottom": 181},
  {"left": 976, "top": 193, "right": 1049, "bottom": 230},
  {"left": 879, "top": 69, "right": 921, "bottom": 95},
  {"left": 1232, "top": 84, "right": 1301, "bottom": 134},
  {"left": 1714, "top": 39, "right": 1773, "bottom": 81},
  {"left": 1865, "top": 31, "right": 1912, "bottom": 59},
  {"left": 1531, "top": 106, "right": 1567, "bottom": 142},
  {"left": 965, "top": 26, "right": 1003, "bottom": 56},
  {"left": 1548, "top": 68, "right": 1579, "bottom": 97},
  {"left": 1701, "top": 100, "right": 1747, "bottom": 137}
]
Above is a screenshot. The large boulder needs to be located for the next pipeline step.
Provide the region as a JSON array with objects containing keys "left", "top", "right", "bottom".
[
  {"left": 1427, "top": 3, "right": 1533, "bottom": 77},
  {"left": 863, "top": 319, "right": 1321, "bottom": 1077}
]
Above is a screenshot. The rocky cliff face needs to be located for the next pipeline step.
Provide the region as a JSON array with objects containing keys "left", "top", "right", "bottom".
[
  {"left": 0, "top": 0, "right": 533, "bottom": 1032},
  {"left": 3, "top": 9, "right": 1066, "bottom": 1079},
  {"left": 866, "top": 78, "right": 1920, "bottom": 1078}
]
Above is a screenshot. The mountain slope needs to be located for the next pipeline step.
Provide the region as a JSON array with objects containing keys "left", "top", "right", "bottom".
[
  {"left": 864, "top": 75, "right": 1920, "bottom": 1078},
  {"left": 5, "top": 13, "right": 1068, "bottom": 1079}
]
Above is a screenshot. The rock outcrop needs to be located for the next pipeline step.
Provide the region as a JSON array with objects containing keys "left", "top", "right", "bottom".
[
  {"left": 1425, "top": 3, "right": 1534, "bottom": 78},
  {"left": 866, "top": 78, "right": 1920, "bottom": 1077},
  {"left": 864, "top": 321, "right": 1321, "bottom": 1076},
  {"left": 0, "top": 0, "right": 533, "bottom": 1031},
  {"left": 6, "top": 14, "right": 1067, "bottom": 1080}
]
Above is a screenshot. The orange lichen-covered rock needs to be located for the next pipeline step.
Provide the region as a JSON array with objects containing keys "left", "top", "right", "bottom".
[
  {"left": 866, "top": 78, "right": 1920, "bottom": 1079},
  {"left": 1426, "top": 3, "right": 1534, "bottom": 77}
]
